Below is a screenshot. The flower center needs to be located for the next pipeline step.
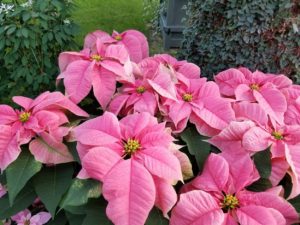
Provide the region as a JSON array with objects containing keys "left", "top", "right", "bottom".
[
  {"left": 250, "top": 83, "right": 260, "bottom": 91},
  {"left": 19, "top": 112, "right": 31, "bottom": 123},
  {"left": 136, "top": 86, "right": 146, "bottom": 94},
  {"left": 182, "top": 93, "right": 193, "bottom": 102},
  {"left": 272, "top": 131, "right": 284, "bottom": 140},
  {"left": 114, "top": 35, "right": 122, "bottom": 41},
  {"left": 221, "top": 194, "right": 239, "bottom": 210},
  {"left": 24, "top": 220, "right": 30, "bottom": 225},
  {"left": 90, "top": 54, "right": 103, "bottom": 62},
  {"left": 124, "top": 139, "right": 140, "bottom": 156}
]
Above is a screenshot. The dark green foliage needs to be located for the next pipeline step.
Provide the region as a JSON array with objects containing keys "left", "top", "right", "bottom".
[
  {"left": 0, "top": 183, "right": 37, "bottom": 220},
  {"left": 33, "top": 163, "right": 74, "bottom": 217},
  {"left": 0, "top": 0, "right": 79, "bottom": 104},
  {"left": 179, "top": 0, "right": 300, "bottom": 82},
  {"left": 6, "top": 149, "right": 42, "bottom": 205},
  {"left": 253, "top": 147, "right": 271, "bottom": 179},
  {"left": 180, "top": 125, "right": 211, "bottom": 172}
]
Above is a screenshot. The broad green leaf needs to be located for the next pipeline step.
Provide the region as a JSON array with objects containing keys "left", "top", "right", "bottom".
[
  {"left": 61, "top": 179, "right": 101, "bottom": 208},
  {"left": 33, "top": 164, "right": 73, "bottom": 217},
  {"left": 6, "top": 150, "right": 42, "bottom": 205},
  {"left": 253, "top": 147, "right": 271, "bottom": 179},
  {"left": 22, "top": 12, "right": 31, "bottom": 22},
  {"left": 246, "top": 178, "right": 272, "bottom": 192},
  {"left": 180, "top": 126, "right": 210, "bottom": 172},
  {"left": 21, "top": 28, "right": 29, "bottom": 38},
  {"left": 63, "top": 205, "right": 87, "bottom": 215},
  {"left": 6, "top": 26, "right": 16, "bottom": 35},
  {"left": 65, "top": 212, "right": 86, "bottom": 225},
  {"left": 46, "top": 211, "right": 67, "bottom": 225},
  {"left": 0, "top": 184, "right": 36, "bottom": 220},
  {"left": 145, "top": 207, "right": 169, "bottom": 225},
  {"left": 82, "top": 198, "right": 112, "bottom": 225}
]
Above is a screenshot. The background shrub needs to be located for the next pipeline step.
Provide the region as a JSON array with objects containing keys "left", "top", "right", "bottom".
[
  {"left": 0, "top": 0, "right": 79, "bottom": 104},
  {"left": 178, "top": 0, "right": 300, "bottom": 82}
]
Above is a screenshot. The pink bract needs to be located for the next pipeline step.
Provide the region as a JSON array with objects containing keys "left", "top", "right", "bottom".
[
  {"left": 11, "top": 209, "right": 51, "bottom": 225},
  {"left": 108, "top": 57, "right": 178, "bottom": 116},
  {"left": 0, "top": 91, "right": 88, "bottom": 170},
  {"left": 84, "top": 29, "right": 149, "bottom": 63},
  {"left": 74, "top": 112, "right": 183, "bottom": 225},
  {"left": 163, "top": 77, "right": 235, "bottom": 136},
  {"left": 283, "top": 85, "right": 300, "bottom": 125},
  {"left": 211, "top": 100, "right": 300, "bottom": 198},
  {"left": 215, "top": 68, "right": 291, "bottom": 125},
  {"left": 58, "top": 38, "right": 133, "bottom": 109},
  {"left": 170, "top": 154, "right": 299, "bottom": 225}
]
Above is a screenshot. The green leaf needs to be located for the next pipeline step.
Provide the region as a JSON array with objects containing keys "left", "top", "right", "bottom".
[
  {"left": 180, "top": 126, "right": 211, "bottom": 171},
  {"left": 145, "top": 207, "right": 169, "bottom": 225},
  {"left": 253, "top": 147, "right": 271, "bottom": 179},
  {"left": 289, "top": 195, "right": 300, "bottom": 213},
  {"left": 21, "top": 28, "right": 29, "bottom": 38},
  {"left": 46, "top": 211, "right": 67, "bottom": 225},
  {"left": 22, "top": 12, "right": 31, "bottom": 22},
  {"left": 6, "top": 26, "right": 16, "bottom": 35},
  {"left": 0, "top": 172, "right": 6, "bottom": 184},
  {"left": 6, "top": 150, "right": 42, "bottom": 205},
  {"left": 65, "top": 212, "right": 86, "bottom": 225},
  {"left": 33, "top": 164, "right": 73, "bottom": 217},
  {"left": 61, "top": 179, "right": 101, "bottom": 208},
  {"left": 66, "top": 142, "right": 81, "bottom": 164},
  {"left": 82, "top": 198, "right": 112, "bottom": 225},
  {"left": 63, "top": 205, "right": 87, "bottom": 215},
  {"left": 0, "top": 183, "right": 36, "bottom": 220},
  {"left": 246, "top": 178, "right": 273, "bottom": 192}
]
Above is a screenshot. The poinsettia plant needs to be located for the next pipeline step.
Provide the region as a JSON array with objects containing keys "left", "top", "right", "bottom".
[{"left": 0, "top": 28, "right": 300, "bottom": 225}]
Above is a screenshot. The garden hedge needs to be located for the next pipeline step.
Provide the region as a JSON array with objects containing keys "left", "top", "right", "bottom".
[{"left": 179, "top": 0, "right": 300, "bottom": 82}]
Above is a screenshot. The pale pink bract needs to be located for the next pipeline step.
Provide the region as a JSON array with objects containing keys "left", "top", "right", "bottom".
[
  {"left": 215, "top": 67, "right": 291, "bottom": 125},
  {"left": 84, "top": 29, "right": 149, "bottom": 63},
  {"left": 163, "top": 77, "right": 235, "bottom": 136},
  {"left": 57, "top": 38, "right": 133, "bottom": 109},
  {"left": 0, "top": 91, "right": 88, "bottom": 170},
  {"left": 170, "top": 154, "right": 299, "bottom": 225},
  {"left": 211, "top": 100, "right": 300, "bottom": 198},
  {"left": 74, "top": 112, "right": 183, "bottom": 225},
  {"left": 108, "top": 57, "right": 178, "bottom": 116}
]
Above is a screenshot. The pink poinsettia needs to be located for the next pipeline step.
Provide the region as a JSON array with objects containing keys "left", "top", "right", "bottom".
[
  {"left": 211, "top": 101, "right": 300, "bottom": 197},
  {"left": 162, "top": 77, "right": 235, "bottom": 136},
  {"left": 74, "top": 112, "right": 183, "bottom": 225},
  {"left": 0, "top": 183, "right": 6, "bottom": 198},
  {"left": 57, "top": 38, "right": 133, "bottom": 109},
  {"left": 283, "top": 85, "right": 300, "bottom": 125},
  {"left": 11, "top": 209, "right": 51, "bottom": 225},
  {"left": 84, "top": 29, "right": 149, "bottom": 63},
  {"left": 108, "top": 57, "right": 178, "bottom": 116},
  {"left": 0, "top": 91, "right": 88, "bottom": 170},
  {"left": 215, "top": 67, "right": 291, "bottom": 124},
  {"left": 170, "top": 153, "right": 299, "bottom": 225}
]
